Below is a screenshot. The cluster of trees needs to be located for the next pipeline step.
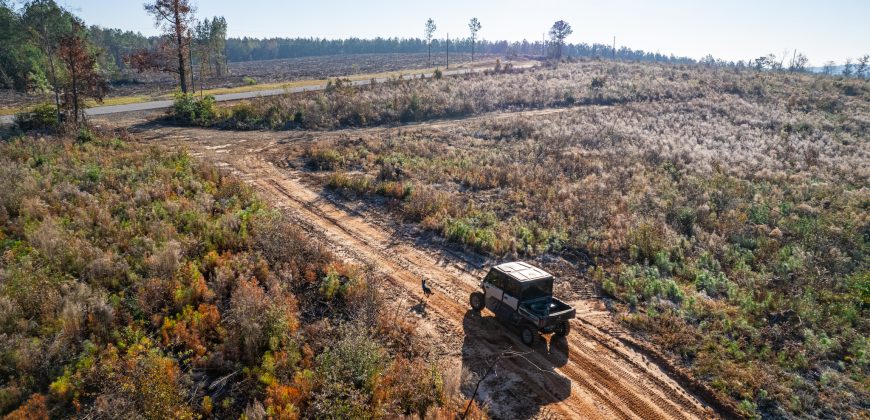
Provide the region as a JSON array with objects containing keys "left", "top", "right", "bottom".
[
  {"left": 823, "top": 55, "right": 870, "bottom": 77},
  {"left": 698, "top": 50, "right": 870, "bottom": 77},
  {"left": 1, "top": 0, "right": 228, "bottom": 100},
  {"left": 0, "top": 0, "right": 106, "bottom": 125},
  {"left": 126, "top": 0, "right": 229, "bottom": 94}
]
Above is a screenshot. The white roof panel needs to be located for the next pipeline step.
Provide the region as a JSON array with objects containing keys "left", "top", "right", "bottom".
[{"left": 494, "top": 261, "right": 552, "bottom": 281}]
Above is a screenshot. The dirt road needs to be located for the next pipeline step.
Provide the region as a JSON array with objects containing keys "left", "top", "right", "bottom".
[{"left": 120, "top": 117, "right": 717, "bottom": 419}]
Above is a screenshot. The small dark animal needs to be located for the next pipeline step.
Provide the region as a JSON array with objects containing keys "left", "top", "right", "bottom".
[{"left": 421, "top": 278, "right": 433, "bottom": 299}]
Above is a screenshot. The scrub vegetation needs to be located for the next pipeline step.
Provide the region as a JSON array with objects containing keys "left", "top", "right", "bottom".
[
  {"left": 0, "top": 132, "right": 474, "bottom": 418},
  {"left": 274, "top": 60, "right": 869, "bottom": 418}
]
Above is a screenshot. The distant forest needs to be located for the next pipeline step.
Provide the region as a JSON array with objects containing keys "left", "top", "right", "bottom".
[
  {"left": 220, "top": 37, "right": 694, "bottom": 64},
  {"left": 88, "top": 27, "right": 695, "bottom": 75}
]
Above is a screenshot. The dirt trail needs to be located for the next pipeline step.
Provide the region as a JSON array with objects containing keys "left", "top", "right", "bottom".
[{"left": 120, "top": 117, "right": 718, "bottom": 419}]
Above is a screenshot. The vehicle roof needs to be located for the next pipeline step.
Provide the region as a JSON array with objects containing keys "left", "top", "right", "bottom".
[{"left": 493, "top": 261, "right": 553, "bottom": 282}]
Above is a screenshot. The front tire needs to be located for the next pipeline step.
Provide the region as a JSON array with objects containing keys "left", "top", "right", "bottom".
[
  {"left": 470, "top": 292, "right": 485, "bottom": 311},
  {"left": 520, "top": 325, "right": 537, "bottom": 346},
  {"left": 554, "top": 321, "right": 570, "bottom": 337}
]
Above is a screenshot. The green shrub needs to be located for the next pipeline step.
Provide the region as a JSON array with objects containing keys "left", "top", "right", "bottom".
[
  {"left": 172, "top": 93, "right": 217, "bottom": 126},
  {"left": 14, "top": 103, "right": 58, "bottom": 131},
  {"left": 309, "top": 148, "right": 345, "bottom": 170},
  {"left": 76, "top": 127, "right": 95, "bottom": 143},
  {"left": 627, "top": 223, "right": 666, "bottom": 263},
  {"left": 242, "top": 76, "right": 257, "bottom": 85}
]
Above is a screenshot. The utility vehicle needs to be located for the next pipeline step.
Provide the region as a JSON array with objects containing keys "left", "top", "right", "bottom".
[{"left": 469, "top": 261, "right": 576, "bottom": 346}]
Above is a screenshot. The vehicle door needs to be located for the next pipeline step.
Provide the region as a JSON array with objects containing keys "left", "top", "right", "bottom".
[
  {"left": 501, "top": 280, "right": 519, "bottom": 310},
  {"left": 483, "top": 270, "right": 504, "bottom": 304}
]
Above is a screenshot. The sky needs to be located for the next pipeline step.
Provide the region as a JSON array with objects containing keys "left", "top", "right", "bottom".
[{"left": 53, "top": 0, "right": 870, "bottom": 66}]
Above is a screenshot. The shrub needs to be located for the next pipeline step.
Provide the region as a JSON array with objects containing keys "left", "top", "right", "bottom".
[
  {"left": 590, "top": 76, "right": 606, "bottom": 89},
  {"left": 307, "top": 147, "right": 345, "bottom": 170},
  {"left": 172, "top": 93, "right": 217, "bottom": 126},
  {"left": 242, "top": 76, "right": 257, "bottom": 85},
  {"left": 76, "top": 127, "right": 95, "bottom": 143},
  {"left": 14, "top": 103, "right": 58, "bottom": 132},
  {"left": 627, "top": 223, "right": 666, "bottom": 263}
]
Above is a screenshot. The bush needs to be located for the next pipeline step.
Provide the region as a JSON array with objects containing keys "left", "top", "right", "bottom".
[
  {"left": 14, "top": 103, "right": 58, "bottom": 131},
  {"left": 590, "top": 76, "right": 606, "bottom": 89},
  {"left": 76, "top": 127, "right": 95, "bottom": 143},
  {"left": 242, "top": 76, "right": 257, "bottom": 85},
  {"left": 172, "top": 93, "right": 217, "bottom": 126}
]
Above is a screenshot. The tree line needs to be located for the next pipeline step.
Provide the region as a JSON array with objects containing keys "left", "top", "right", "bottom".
[{"left": 3, "top": 0, "right": 866, "bottom": 113}]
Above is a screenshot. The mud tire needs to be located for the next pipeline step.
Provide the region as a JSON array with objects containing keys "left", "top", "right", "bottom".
[
  {"left": 554, "top": 321, "right": 570, "bottom": 337},
  {"left": 470, "top": 292, "right": 485, "bottom": 311},
  {"left": 520, "top": 325, "right": 537, "bottom": 346}
]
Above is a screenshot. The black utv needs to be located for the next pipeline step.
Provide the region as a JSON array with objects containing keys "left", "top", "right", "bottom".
[{"left": 469, "top": 261, "right": 576, "bottom": 346}]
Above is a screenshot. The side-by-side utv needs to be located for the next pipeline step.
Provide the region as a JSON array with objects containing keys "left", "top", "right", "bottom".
[{"left": 469, "top": 261, "right": 576, "bottom": 346}]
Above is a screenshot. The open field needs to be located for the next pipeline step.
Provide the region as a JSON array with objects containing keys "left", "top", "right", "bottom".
[
  {"left": 113, "top": 118, "right": 717, "bottom": 419},
  {"left": 0, "top": 53, "right": 504, "bottom": 115},
  {"left": 128, "top": 59, "right": 870, "bottom": 418}
]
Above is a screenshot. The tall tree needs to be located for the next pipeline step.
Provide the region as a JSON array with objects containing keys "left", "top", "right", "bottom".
[
  {"left": 842, "top": 58, "right": 854, "bottom": 77},
  {"left": 58, "top": 19, "right": 108, "bottom": 125},
  {"left": 468, "top": 17, "right": 481, "bottom": 62},
  {"left": 193, "top": 18, "right": 212, "bottom": 78},
  {"left": 209, "top": 16, "right": 227, "bottom": 76},
  {"left": 856, "top": 55, "right": 869, "bottom": 78},
  {"left": 144, "top": 0, "right": 194, "bottom": 93},
  {"left": 22, "top": 0, "right": 76, "bottom": 121},
  {"left": 548, "top": 20, "right": 572, "bottom": 59},
  {"left": 424, "top": 18, "right": 436, "bottom": 66}
]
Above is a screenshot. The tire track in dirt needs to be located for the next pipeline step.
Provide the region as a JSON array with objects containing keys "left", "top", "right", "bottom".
[
  {"left": 255, "top": 159, "right": 705, "bottom": 420},
  {"left": 123, "top": 119, "right": 718, "bottom": 419}
]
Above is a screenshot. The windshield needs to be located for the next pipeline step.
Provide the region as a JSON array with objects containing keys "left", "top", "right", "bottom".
[{"left": 521, "top": 278, "right": 553, "bottom": 301}]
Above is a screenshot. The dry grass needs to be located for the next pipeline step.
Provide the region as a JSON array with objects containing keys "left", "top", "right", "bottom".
[{"left": 280, "top": 60, "right": 869, "bottom": 418}]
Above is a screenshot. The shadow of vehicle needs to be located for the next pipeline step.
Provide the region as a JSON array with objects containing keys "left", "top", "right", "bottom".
[{"left": 460, "top": 310, "right": 571, "bottom": 419}]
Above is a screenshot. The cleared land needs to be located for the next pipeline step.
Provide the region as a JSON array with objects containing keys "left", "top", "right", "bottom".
[
  {"left": 98, "top": 59, "right": 868, "bottom": 418},
  {"left": 120, "top": 120, "right": 716, "bottom": 419}
]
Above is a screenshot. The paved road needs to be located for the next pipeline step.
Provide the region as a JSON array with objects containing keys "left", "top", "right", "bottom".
[{"left": 1, "top": 66, "right": 488, "bottom": 125}]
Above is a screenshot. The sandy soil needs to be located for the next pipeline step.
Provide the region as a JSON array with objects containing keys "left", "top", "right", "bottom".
[{"left": 100, "top": 111, "right": 720, "bottom": 419}]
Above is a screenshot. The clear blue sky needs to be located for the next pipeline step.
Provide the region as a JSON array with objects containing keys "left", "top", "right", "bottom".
[{"left": 54, "top": 0, "right": 870, "bottom": 65}]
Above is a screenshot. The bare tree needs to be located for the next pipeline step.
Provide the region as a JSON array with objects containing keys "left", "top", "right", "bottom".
[
  {"left": 57, "top": 19, "right": 108, "bottom": 125},
  {"left": 144, "top": 0, "right": 194, "bottom": 93},
  {"left": 548, "top": 20, "right": 573, "bottom": 60},
  {"left": 468, "top": 17, "right": 481, "bottom": 62},
  {"left": 821, "top": 61, "right": 836, "bottom": 75},
  {"left": 788, "top": 52, "right": 809, "bottom": 72},
  {"left": 424, "top": 18, "right": 436, "bottom": 66}
]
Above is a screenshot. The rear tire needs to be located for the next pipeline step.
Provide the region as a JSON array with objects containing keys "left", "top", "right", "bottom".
[
  {"left": 470, "top": 292, "right": 485, "bottom": 311},
  {"left": 554, "top": 321, "right": 570, "bottom": 337},
  {"left": 520, "top": 325, "right": 537, "bottom": 346}
]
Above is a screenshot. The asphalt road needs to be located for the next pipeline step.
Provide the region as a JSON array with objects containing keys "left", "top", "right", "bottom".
[{"left": 0, "top": 66, "right": 485, "bottom": 125}]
